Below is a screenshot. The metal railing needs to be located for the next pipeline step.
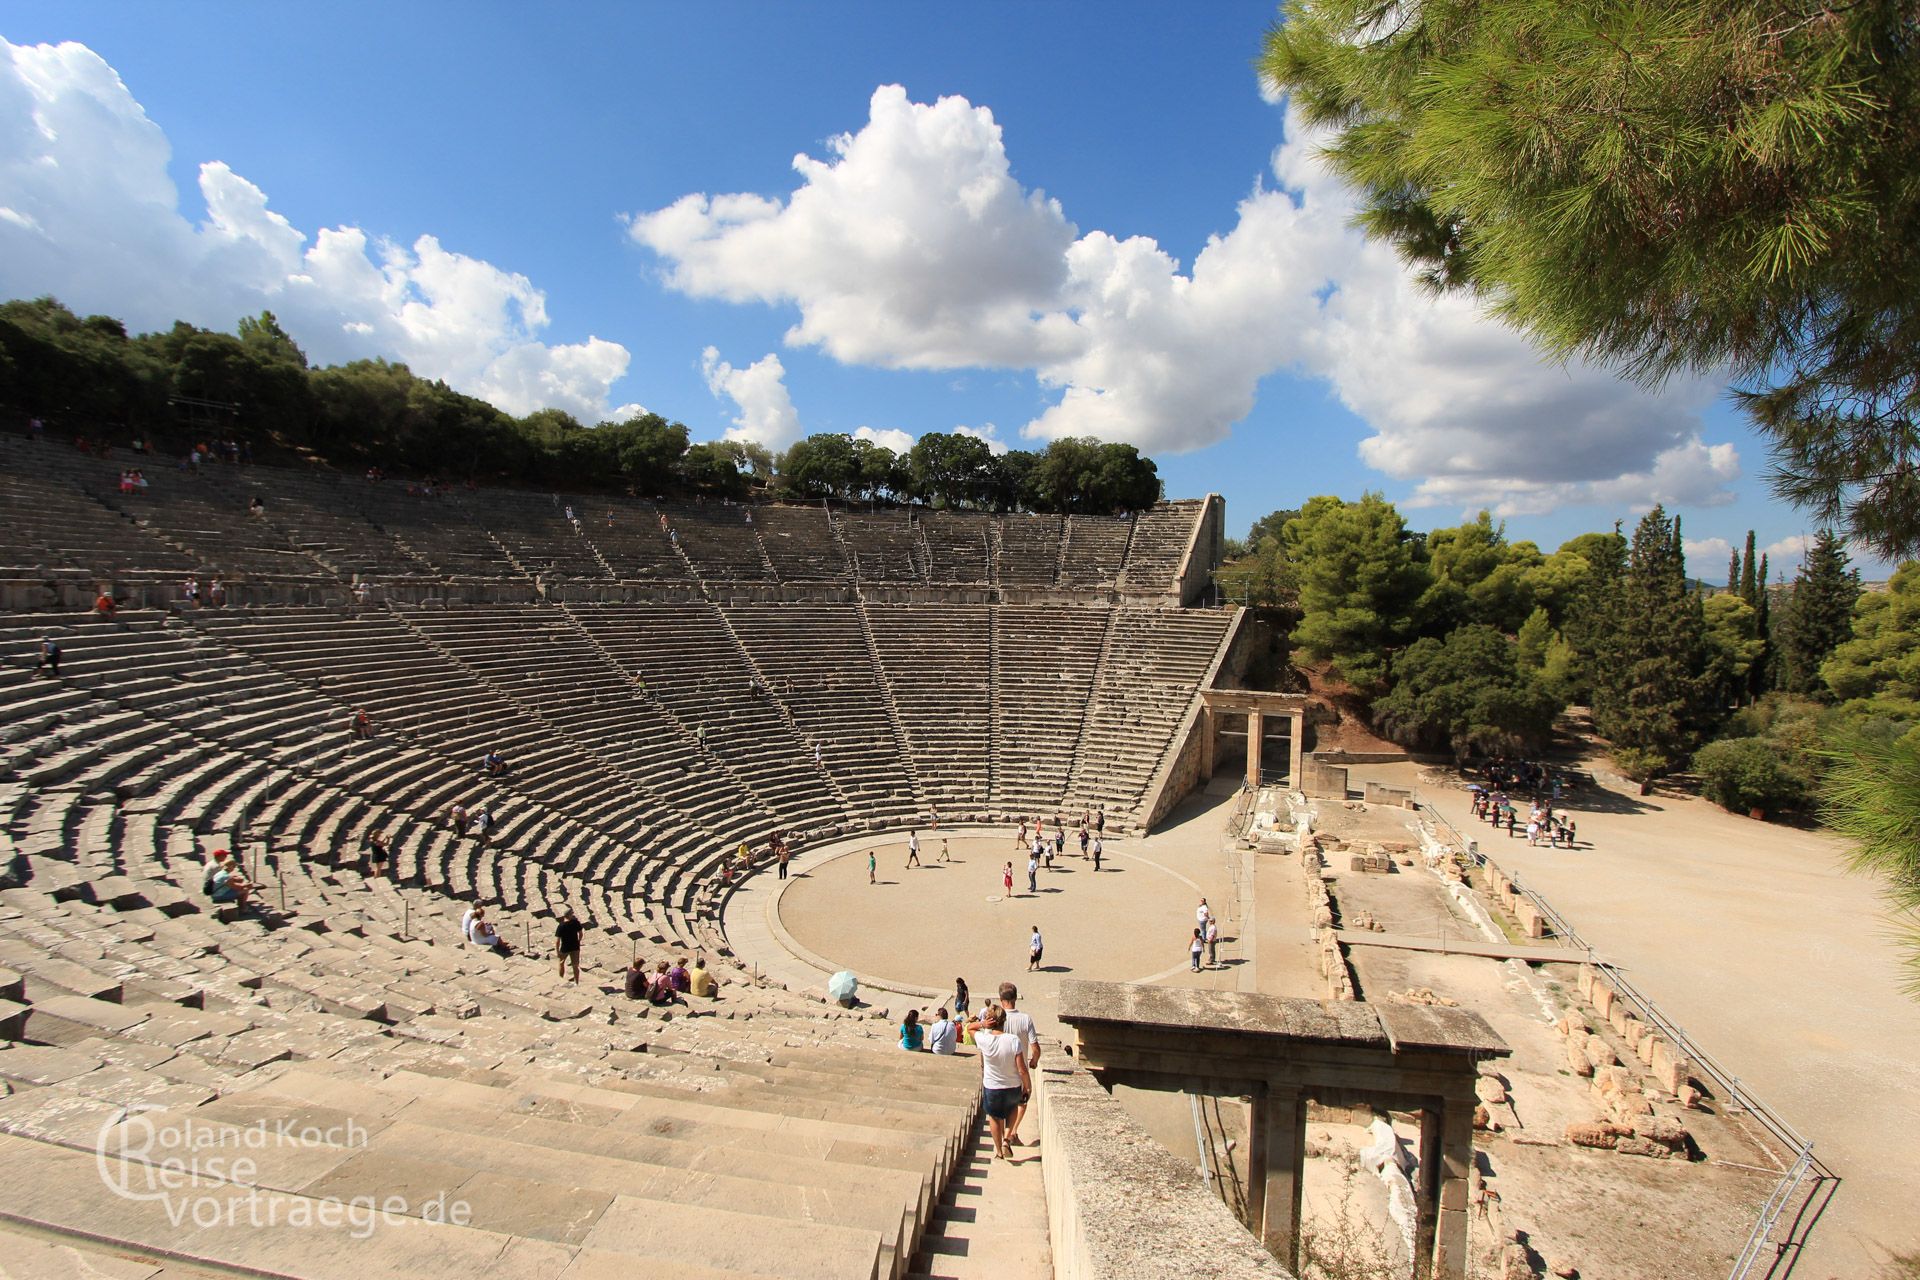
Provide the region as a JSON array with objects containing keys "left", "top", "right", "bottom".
[{"left": 1415, "top": 795, "right": 1828, "bottom": 1278}]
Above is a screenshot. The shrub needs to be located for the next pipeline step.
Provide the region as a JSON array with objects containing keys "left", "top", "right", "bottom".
[{"left": 1691, "top": 738, "right": 1803, "bottom": 813}]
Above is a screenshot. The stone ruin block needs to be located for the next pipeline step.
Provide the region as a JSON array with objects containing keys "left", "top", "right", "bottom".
[
  {"left": 1577, "top": 964, "right": 1598, "bottom": 1003},
  {"left": 1590, "top": 983, "right": 1615, "bottom": 1020},
  {"left": 1634, "top": 1028, "right": 1658, "bottom": 1066},
  {"left": 1607, "top": 1002, "right": 1634, "bottom": 1039},
  {"left": 1566, "top": 1033, "right": 1595, "bottom": 1077},
  {"left": 1565, "top": 1120, "right": 1629, "bottom": 1149},
  {"left": 1582, "top": 1037, "right": 1617, "bottom": 1074},
  {"left": 1614, "top": 1135, "right": 1669, "bottom": 1159},
  {"left": 1637, "top": 1115, "right": 1691, "bottom": 1153},
  {"left": 1515, "top": 900, "right": 1546, "bottom": 939},
  {"left": 1650, "top": 1040, "right": 1693, "bottom": 1095}
]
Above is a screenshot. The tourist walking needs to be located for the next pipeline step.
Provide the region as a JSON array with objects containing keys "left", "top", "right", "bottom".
[
  {"left": 777, "top": 844, "right": 790, "bottom": 880},
  {"left": 973, "top": 1005, "right": 1029, "bottom": 1161},
  {"left": 1091, "top": 836, "right": 1103, "bottom": 872},
  {"left": 555, "top": 909, "right": 582, "bottom": 984},
  {"left": 996, "top": 983, "right": 1040, "bottom": 1143},
  {"left": 954, "top": 976, "right": 969, "bottom": 1020},
  {"left": 1190, "top": 927, "right": 1205, "bottom": 972},
  {"left": 906, "top": 830, "right": 921, "bottom": 869},
  {"left": 1026, "top": 852, "right": 1038, "bottom": 894},
  {"left": 940, "top": 838, "right": 950, "bottom": 863},
  {"left": 869, "top": 849, "right": 877, "bottom": 885},
  {"left": 1028, "top": 925, "right": 1044, "bottom": 972},
  {"left": 1002, "top": 862, "right": 1014, "bottom": 898}
]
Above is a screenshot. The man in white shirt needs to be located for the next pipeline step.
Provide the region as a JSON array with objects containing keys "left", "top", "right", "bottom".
[
  {"left": 997, "top": 982, "right": 1040, "bottom": 1145},
  {"left": 927, "top": 1007, "right": 957, "bottom": 1055},
  {"left": 1028, "top": 926, "right": 1044, "bottom": 972},
  {"left": 1196, "top": 898, "right": 1212, "bottom": 932}
]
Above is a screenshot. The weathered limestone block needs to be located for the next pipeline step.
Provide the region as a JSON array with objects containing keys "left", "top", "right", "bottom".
[
  {"left": 1650, "top": 1039, "right": 1693, "bottom": 1094},
  {"left": 1633, "top": 1027, "right": 1659, "bottom": 1066},
  {"left": 1614, "top": 1135, "right": 1668, "bottom": 1159},
  {"left": 1566, "top": 1033, "right": 1595, "bottom": 1077},
  {"left": 1582, "top": 1037, "right": 1617, "bottom": 1074},
  {"left": 1608, "top": 1093, "right": 1655, "bottom": 1121},
  {"left": 1565, "top": 1121, "right": 1625, "bottom": 1149},
  {"left": 1591, "top": 983, "right": 1615, "bottom": 1020},
  {"left": 1476, "top": 1075, "right": 1509, "bottom": 1105},
  {"left": 1501, "top": 1242, "right": 1539, "bottom": 1279},
  {"left": 1637, "top": 1115, "right": 1691, "bottom": 1153},
  {"left": 1607, "top": 1003, "right": 1634, "bottom": 1038},
  {"left": 1515, "top": 900, "right": 1546, "bottom": 938}
]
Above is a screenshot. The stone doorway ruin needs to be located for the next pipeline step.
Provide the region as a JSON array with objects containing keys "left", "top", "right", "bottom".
[{"left": 1058, "top": 980, "right": 1509, "bottom": 1280}]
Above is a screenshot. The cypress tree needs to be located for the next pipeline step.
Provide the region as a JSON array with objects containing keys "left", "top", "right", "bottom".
[
  {"left": 1726, "top": 551, "right": 1741, "bottom": 596},
  {"left": 1777, "top": 531, "right": 1862, "bottom": 696},
  {"left": 1740, "top": 531, "right": 1759, "bottom": 603},
  {"left": 1591, "top": 506, "right": 1711, "bottom": 761}
]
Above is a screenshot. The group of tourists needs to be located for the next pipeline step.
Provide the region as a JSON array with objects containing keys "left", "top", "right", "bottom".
[
  {"left": 116, "top": 468, "right": 151, "bottom": 494},
  {"left": 897, "top": 980, "right": 1041, "bottom": 1162},
  {"left": 1189, "top": 897, "right": 1222, "bottom": 970},
  {"left": 180, "top": 577, "right": 227, "bottom": 608},
  {"left": 623, "top": 952, "right": 721, "bottom": 1003},
  {"left": 201, "top": 846, "right": 254, "bottom": 909},
  {"left": 1471, "top": 785, "right": 1578, "bottom": 848},
  {"left": 1004, "top": 811, "right": 1108, "bottom": 893},
  {"left": 445, "top": 801, "right": 495, "bottom": 843}
]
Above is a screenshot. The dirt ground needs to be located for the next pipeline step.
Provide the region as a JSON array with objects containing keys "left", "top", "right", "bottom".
[
  {"left": 1307, "top": 800, "right": 1777, "bottom": 1279},
  {"left": 1350, "top": 746, "right": 1920, "bottom": 1279}
]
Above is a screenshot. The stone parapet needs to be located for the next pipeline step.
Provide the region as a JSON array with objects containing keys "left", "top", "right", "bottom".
[{"left": 1039, "top": 1069, "right": 1296, "bottom": 1280}]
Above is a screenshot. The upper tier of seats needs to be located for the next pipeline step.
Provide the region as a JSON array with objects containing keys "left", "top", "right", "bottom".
[{"left": 0, "top": 434, "right": 1212, "bottom": 598}]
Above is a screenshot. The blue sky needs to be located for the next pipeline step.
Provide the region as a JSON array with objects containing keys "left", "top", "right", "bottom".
[{"left": 0, "top": 2, "right": 1854, "bottom": 578}]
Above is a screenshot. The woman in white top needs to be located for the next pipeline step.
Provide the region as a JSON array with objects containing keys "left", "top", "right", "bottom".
[{"left": 973, "top": 1004, "right": 1031, "bottom": 1160}]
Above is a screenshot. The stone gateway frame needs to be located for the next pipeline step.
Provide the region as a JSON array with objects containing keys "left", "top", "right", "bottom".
[{"left": 1057, "top": 980, "right": 1510, "bottom": 1280}]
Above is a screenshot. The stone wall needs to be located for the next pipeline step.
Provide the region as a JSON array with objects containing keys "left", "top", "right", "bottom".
[
  {"left": 1170, "top": 492, "right": 1225, "bottom": 608},
  {"left": 1301, "top": 760, "right": 1348, "bottom": 799},
  {"left": 1139, "top": 606, "right": 1252, "bottom": 829},
  {"left": 1040, "top": 1069, "right": 1296, "bottom": 1280}
]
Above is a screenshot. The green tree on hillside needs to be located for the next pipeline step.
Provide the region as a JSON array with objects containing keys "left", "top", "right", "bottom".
[
  {"left": 1261, "top": 0, "right": 1920, "bottom": 558},
  {"left": 1420, "top": 511, "right": 1546, "bottom": 633},
  {"left": 1590, "top": 507, "right": 1711, "bottom": 766},
  {"left": 1776, "top": 530, "right": 1862, "bottom": 695},
  {"left": 1215, "top": 507, "right": 1301, "bottom": 608},
  {"left": 1286, "top": 494, "right": 1429, "bottom": 693},
  {"left": 1822, "top": 563, "right": 1920, "bottom": 721},
  {"left": 1373, "top": 624, "right": 1561, "bottom": 759}
]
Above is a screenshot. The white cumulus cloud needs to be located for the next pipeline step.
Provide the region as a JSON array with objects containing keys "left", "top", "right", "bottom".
[
  {"left": 853, "top": 425, "right": 915, "bottom": 453},
  {"left": 701, "top": 347, "right": 802, "bottom": 448},
  {"left": 954, "top": 423, "right": 1009, "bottom": 455},
  {"left": 629, "top": 84, "right": 1738, "bottom": 514},
  {"left": 0, "top": 38, "right": 630, "bottom": 423},
  {"left": 1684, "top": 537, "right": 1735, "bottom": 567}
]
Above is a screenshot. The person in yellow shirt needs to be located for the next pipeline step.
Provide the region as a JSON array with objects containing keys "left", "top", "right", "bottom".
[{"left": 689, "top": 955, "right": 721, "bottom": 998}]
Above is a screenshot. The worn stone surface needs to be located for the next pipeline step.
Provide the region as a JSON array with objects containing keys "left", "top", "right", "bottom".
[
  {"left": 1041, "top": 1071, "right": 1292, "bottom": 1280},
  {"left": 1058, "top": 978, "right": 1387, "bottom": 1046}
]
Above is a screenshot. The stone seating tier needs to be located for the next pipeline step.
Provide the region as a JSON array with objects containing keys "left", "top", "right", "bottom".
[
  {"left": 0, "top": 435, "right": 1210, "bottom": 597},
  {"left": 0, "top": 797, "right": 978, "bottom": 1279}
]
